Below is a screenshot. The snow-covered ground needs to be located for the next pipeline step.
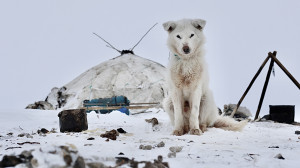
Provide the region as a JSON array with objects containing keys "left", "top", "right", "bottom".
[{"left": 1, "top": 109, "right": 300, "bottom": 168}]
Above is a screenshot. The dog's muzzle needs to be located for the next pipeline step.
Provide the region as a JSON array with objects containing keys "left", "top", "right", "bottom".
[{"left": 183, "top": 46, "right": 190, "bottom": 54}]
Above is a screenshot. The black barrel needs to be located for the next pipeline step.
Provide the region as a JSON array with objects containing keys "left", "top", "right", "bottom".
[
  {"left": 269, "top": 105, "right": 295, "bottom": 124},
  {"left": 58, "top": 109, "right": 88, "bottom": 132}
]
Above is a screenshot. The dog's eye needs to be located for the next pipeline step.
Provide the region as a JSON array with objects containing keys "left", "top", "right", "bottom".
[
  {"left": 176, "top": 35, "right": 181, "bottom": 39},
  {"left": 190, "top": 34, "right": 194, "bottom": 38}
]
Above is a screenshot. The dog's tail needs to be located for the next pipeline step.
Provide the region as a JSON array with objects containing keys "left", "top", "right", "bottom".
[{"left": 213, "top": 116, "right": 247, "bottom": 131}]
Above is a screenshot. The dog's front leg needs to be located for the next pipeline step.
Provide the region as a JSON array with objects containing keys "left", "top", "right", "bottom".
[
  {"left": 189, "top": 87, "right": 202, "bottom": 135},
  {"left": 172, "top": 89, "right": 184, "bottom": 136}
]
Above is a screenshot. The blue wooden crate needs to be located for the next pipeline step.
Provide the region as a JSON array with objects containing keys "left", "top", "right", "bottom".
[{"left": 83, "top": 96, "right": 130, "bottom": 114}]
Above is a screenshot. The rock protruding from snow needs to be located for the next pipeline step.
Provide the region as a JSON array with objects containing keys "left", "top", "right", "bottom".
[{"left": 27, "top": 54, "right": 166, "bottom": 110}]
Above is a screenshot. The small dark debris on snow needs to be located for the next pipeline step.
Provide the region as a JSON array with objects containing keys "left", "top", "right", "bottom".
[
  {"left": 295, "top": 130, "right": 300, "bottom": 135},
  {"left": 118, "top": 152, "right": 125, "bottom": 155},
  {"left": 37, "top": 128, "right": 49, "bottom": 134},
  {"left": 115, "top": 155, "right": 169, "bottom": 168},
  {"left": 268, "top": 146, "right": 279, "bottom": 148},
  {"left": 17, "top": 141, "right": 40, "bottom": 145},
  {"left": 117, "top": 128, "right": 127, "bottom": 134},
  {"left": 7, "top": 132, "right": 13, "bottom": 136},
  {"left": 274, "top": 153, "right": 285, "bottom": 160},
  {"left": 145, "top": 117, "right": 159, "bottom": 127},
  {"left": 5, "top": 147, "right": 22, "bottom": 150},
  {"left": 87, "top": 137, "right": 95, "bottom": 140},
  {"left": 100, "top": 129, "right": 119, "bottom": 140}
]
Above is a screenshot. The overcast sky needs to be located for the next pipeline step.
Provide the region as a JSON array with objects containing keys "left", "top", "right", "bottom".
[{"left": 0, "top": 0, "right": 299, "bottom": 119}]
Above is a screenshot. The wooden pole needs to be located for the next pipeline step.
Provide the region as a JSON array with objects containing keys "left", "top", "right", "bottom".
[
  {"left": 254, "top": 51, "right": 276, "bottom": 120},
  {"left": 269, "top": 53, "right": 300, "bottom": 90},
  {"left": 230, "top": 54, "right": 271, "bottom": 117}
]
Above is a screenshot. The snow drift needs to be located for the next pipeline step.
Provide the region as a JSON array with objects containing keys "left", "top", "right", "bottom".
[{"left": 28, "top": 54, "right": 167, "bottom": 110}]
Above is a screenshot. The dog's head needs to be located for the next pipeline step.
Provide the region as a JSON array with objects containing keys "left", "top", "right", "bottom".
[{"left": 163, "top": 19, "right": 206, "bottom": 59}]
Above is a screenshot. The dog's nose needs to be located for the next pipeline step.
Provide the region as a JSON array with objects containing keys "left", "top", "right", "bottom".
[{"left": 183, "top": 46, "right": 190, "bottom": 54}]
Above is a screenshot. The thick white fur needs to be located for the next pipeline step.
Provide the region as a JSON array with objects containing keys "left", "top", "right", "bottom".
[{"left": 162, "top": 19, "right": 246, "bottom": 136}]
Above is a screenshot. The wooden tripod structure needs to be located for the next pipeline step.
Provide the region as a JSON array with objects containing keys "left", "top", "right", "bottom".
[{"left": 230, "top": 51, "right": 300, "bottom": 120}]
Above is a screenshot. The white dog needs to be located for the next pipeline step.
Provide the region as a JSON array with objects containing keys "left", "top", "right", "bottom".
[{"left": 162, "top": 19, "right": 247, "bottom": 136}]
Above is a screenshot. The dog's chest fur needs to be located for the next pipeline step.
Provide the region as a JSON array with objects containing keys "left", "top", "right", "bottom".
[{"left": 170, "top": 57, "right": 203, "bottom": 88}]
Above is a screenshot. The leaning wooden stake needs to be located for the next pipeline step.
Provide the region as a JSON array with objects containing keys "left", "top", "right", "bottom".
[
  {"left": 254, "top": 51, "right": 276, "bottom": 120},
  {"left": 269, "top": 53, "right": 300, "bottom": 90},
  {"left": 230, "top": 54, "right": 271, "bottom": 117}
]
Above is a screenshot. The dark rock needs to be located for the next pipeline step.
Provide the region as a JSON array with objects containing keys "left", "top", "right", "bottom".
[
  {"left": 145, "top": 118, "right": 159, "bottom": 127},
  {"left": 100, "top": 130, "right": 119, "bottom": 140},
  {"left": 117, "top": 128, "right": 127, "bottom": 134},
  {"left": 0, "top": 155, "right": 23, "bottom": 167},
  {"left": 274, "top": 153, "right": 285, "bottom": 160},
  {"left": 25, "top": 101, "right": 54, "bottom": 110},
  {"left": 115, "top": 157, "right": 130, "bottom": 165},
  {"left": 295, "top": 130, "right": 300, "bottom": 135},
  {"left": 58, "top": 109, "right": 88, "bottom": 132},
  {"left": 87, "top": 137, "right": 95, "bottom": 140},
  {"left": 74, "top": 156, "right": 86, "bottom": 168},
  {"left": 37, "top": 128, "right": 49, "bottom": 134},
  {"left": 87, "top": 162, "right": 108, "bottom": 168},
  {"left": 156, "top": 141, "right": 165, "bottom": 148},
  {"left": 268, "top": 146, "right": 279, "bottom": 148}
]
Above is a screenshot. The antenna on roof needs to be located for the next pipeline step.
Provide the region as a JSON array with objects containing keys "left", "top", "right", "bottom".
[
  {"left": 93, "top": 22, "right": 158, "bottom": 55},
  {"left": 130, "top": 23, "right": 158, "bottom": 51},
  {"left": 93, "top": 32, "right": 122, "bottom": 54}
]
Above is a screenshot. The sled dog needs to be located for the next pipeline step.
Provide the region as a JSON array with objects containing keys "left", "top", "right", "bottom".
[{"left": 162, "top": 19, "right": 247, "bottom": 136}]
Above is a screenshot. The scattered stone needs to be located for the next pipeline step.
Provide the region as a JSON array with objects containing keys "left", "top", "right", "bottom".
[
  {"left": 100, "top": 129, "right": 119, "bottom": 140},
  {"left": 145, "top": 118, "right": 159, "bottom": 127},
  {"left": 117, "top": 128, "right": 127, "bottom": 134},
  {"left": 25, "top": 101, "right": 54, "bottom": 110},
  {"left": 115, "top": 157, "right": 130, "bottom": 166},
  {"left": 63, "top": 154, "right": 72, "bottom": 166},
  {"left": 74, "top": 156, "right": 86, "bottom": 168},
  {"left": 139, "top": 145, "right": 152, "bottom": 150},
  {"left": 58, "top": 109, "right": 88, "bottom": 132},
  {"left": 274, "top": 153, "right": 285, "bottom": 160},
  {"left": 37, "top": 128, "right": 49, "bottom": 134},
  {"left": 156, "top": 141, "right": 165, "bottom": 148},
  {"left": 167, "top": 152, "right": 176, "bottom": 158},
  {"left": 84, "top": 144, "right": 93, "bottom": 146},
  {"left": 268, "top": 146, "right": 279, "bottom": 148},
  {"left": 118, "top": 152, "right": 125, "bottom": 155},
  {"left": 169, "top": 146, "right": 183, "bottom": 153},
  {"left": 87, "top": 162, "right": 108, "bottom": 168},
  {"left": 223, "top": 104, "right": 252, "bottom": 119},
  {"left": 0, "top": 155, "right": 23, "bottom": 167},
  {"left": 295, "top": 130, "right": 300, "bottom": 135},
  {"left": 0, "top": 150, "right": 33, "bottom": 167},
  {"left": 87, "top": 137, "right": 95, "bottom": 140},
  {"left": 7, "top": 132, "right": 13, "bottom": 136},
  {"left": 18, "top": 133, "right": 33, "bottom": 138}
]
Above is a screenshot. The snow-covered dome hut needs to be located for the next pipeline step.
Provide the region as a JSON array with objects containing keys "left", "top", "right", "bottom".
[{"left": 28, "top": 54, "right": 166, "bottom": 110}]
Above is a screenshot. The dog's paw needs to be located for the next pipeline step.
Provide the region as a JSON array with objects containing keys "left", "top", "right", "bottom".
[
  {"left": 173, "top": 129, "right": 184, "bottom": 136},
  {"left": 190, "top": 129, "right": 202, "bottom": 135},
  {"left": 200, "top": 124, "right": 207, "bottom": 132}
]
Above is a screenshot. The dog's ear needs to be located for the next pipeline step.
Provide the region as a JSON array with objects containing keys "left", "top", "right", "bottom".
[
  {"left": 192, "top": 19, "right": 206, "bottom": 30},
  {"left": 163, "top": 21, "right": 176, "bottom": 33}
]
